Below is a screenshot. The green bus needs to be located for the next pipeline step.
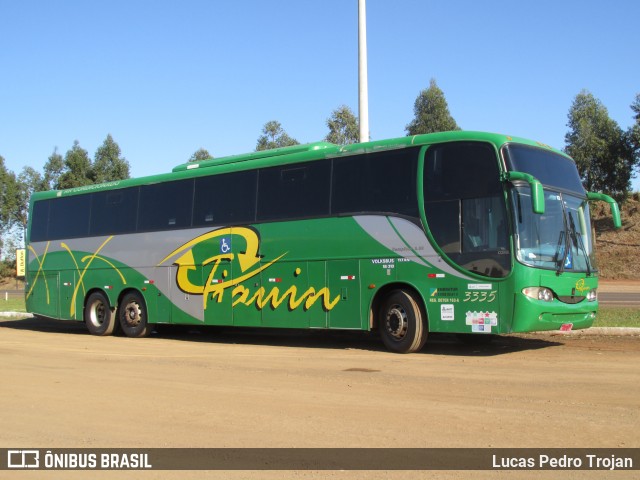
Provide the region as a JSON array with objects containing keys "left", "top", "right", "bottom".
[{"left": 25, "top": 131, "right": 621, "bottom": 353}]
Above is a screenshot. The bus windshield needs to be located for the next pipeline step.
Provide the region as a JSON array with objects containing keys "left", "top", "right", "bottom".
[
  {"left": 511, "top": 186, "right": 596, "bottom": 273},
  {"left": 503, "top": 144, "right": 585, "bottom": 194}
]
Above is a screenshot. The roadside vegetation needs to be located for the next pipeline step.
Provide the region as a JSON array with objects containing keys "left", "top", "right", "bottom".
[
  {"left": 594, "top": 307, "right": 640, "bottom": 328},
  {"left": 592, "top": 192, "right": 640, "bottom": 279}
]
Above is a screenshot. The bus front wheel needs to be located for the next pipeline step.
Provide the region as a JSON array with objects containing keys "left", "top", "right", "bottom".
[
  {"left": 378, "top": 289, "right": 427, "bottom": 353},
  {"left": 85, "top": 291, "right": 117, "bottom": 336},
  {"left": 118, "top": 292, "right": 152, "bottom": 338}
]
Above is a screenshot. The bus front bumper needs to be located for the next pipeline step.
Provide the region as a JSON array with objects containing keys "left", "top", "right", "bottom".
[{"left": 509, "top": 296, "right": 598, "bottom": 333}]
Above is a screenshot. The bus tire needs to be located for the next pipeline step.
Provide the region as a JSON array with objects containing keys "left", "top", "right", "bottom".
[
  {"left": 118, "top": 291, "right": 152, "bottom": 338},
  {"left": 378, "top": 289, "right": 427, "bottom": 353},
  {"left": 85, "top": 291, "right": 117, "bottom": 336}
]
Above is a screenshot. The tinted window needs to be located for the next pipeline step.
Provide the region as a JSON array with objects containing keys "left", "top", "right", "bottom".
[
  {"left": 424, "top": 142, "right": 510, "bottom": 278},
  {"left": 503, "top": 144, "right": 584, "bottom": 194},
  {"left": 29, "top": 200, "right": 50, "bottom": 242},
  {"left": 48, "top": 195, "right": 91, "bottom": 240},
  {"left": 258, "top": 161, "right": 330, "bottom": 221},
  {"left": 138, "top": 179, "right": 194, "bottom": 231},
  {"left": 90, "top": 188, "right": 139, "bottom": 236},
  {"left": 424, "top": 143, "right": 502, "bottom": 201},
  {"left": 423, "top": 199, "right": 460, "bottom": 253},
  {"left": 332, "top": 148, "right": 419, "bottom": 218},
  {"left": 193, "top": 170, "right": 257, "bottom": 226}
]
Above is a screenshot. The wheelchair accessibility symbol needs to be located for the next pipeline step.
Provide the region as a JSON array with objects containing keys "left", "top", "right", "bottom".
[
  {"left": 220, "top": 237, "right": 231, "bottom": 254},
  {"left": 564, "top": 249, "right": 573, "bottom": 269}
]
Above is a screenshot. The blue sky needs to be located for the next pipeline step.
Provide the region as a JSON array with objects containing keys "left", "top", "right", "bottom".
[{"left": 1, "top": 0, "right": 638, "bottom": 190}]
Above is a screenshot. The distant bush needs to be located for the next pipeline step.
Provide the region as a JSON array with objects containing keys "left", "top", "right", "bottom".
[{"left": 0, "top": 260, "right": 14, "bottom": 280}]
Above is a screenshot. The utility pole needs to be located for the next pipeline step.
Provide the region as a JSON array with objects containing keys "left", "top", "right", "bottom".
[{"left": 358, "top": 0, "right": 370, "bottom": 143}]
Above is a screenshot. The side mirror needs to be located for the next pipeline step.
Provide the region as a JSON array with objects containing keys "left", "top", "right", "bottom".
[
  {"left": 504, "top": 171, "right": 545, "bottom": 214},
  {"left": 587, "top": 192, "right": 622, "bottom": 229}
]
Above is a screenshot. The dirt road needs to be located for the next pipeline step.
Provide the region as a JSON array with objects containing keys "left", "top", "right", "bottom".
[{"left": 1, "top": 317, "right": 639, "bottom": 479}]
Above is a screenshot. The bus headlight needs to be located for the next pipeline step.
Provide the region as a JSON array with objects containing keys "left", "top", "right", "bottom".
[
  {"left": 522, "top": 287, "right": 554, "bottom": 302},
  {"left": 587, "top": 289, "right": 597, "bottom": 302}
]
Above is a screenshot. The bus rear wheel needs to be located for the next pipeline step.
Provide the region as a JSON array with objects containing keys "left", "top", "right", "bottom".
[
  {"left": 118, "top": 292, "right": 152, "bottom": 338},
  {"left": 378, "top": 289, "right": 427, "bottom": 353},
  {"left": 85, "top": 291, "right": 117, "bottom": 336}
]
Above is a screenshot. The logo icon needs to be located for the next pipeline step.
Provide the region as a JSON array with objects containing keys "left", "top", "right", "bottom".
[
  {"left": 7, "top": 450, "right": 40, "bottom": 469},
  {"left": 575, "top": 278, "right": 590, "bottom": 294}
]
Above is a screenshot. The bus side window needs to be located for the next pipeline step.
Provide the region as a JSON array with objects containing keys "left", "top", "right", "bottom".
[
  {"left": 423, "top": 142, "right": 510, "bottom": 277},
  {"left": 332, "top": 148, "right": 420, "bottom": 219},
  {"left": 90, "top": 188, "right": 139, "bottom": 236},
  {"left": 257, "top": 161, "right": 330, "bottom": 222},
  {"left": 138, "top": 179, "right": 194, "bottom": 232},
  {"left": 193, "top": 170, "right": 257, "bottom": 226},
  {"left": 48, "top": 195, "right": 91, "bottom": 240},
  {"left": 29, "top": 200, "right": 50, "bottom": 242}
]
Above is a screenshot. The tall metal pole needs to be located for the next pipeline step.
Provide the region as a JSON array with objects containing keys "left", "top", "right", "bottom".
[{"left": 358, "top": 0, "right": 370, "bottom": 143}]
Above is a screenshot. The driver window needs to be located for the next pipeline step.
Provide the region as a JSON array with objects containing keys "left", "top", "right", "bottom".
[{"left": 423, "top": 142, "right": 510, "bottom": 278}]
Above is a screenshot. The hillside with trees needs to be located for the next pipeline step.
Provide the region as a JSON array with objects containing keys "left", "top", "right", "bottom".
[{"left": 592, "top": 193, "right": 640, "bottom": 279}]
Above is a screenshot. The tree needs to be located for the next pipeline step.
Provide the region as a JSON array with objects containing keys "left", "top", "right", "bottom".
[
  {"left": 93, "top": 134, "right": 130, "bottom": 183},
  {"left": 256, "top": 121, "right": 299, "bottom": 151},
  {"left": 0, "top": 156, "right": 19, "bottom": 259},
  {"left": 14, "top": 166, "right": 44, "bottom": 242},
  {"left": 0, "top": 156, "right": 12, "bottom": 225},
  {"left": 58, "top": 141, "right": 92, "bottom": 189},
  {"left": 189, "top": 148, "right": 212, "bottom": 162},
  {"left": 631, "top": 93, "right": 640, "bottom": 125},
  {"left": 0, "top": 156, "right": 19, "bottom": 228},
  {"left": 564, "top": 90, "right": 636, "bottom": 200},
  {"left": 630, "top": 94, "right": 640, "bottom": 175},
  {"left": 43, "top": 147, "right": 64, "bottom": 190},
  {"left": 325, "top": 105, "right": 360, "bottom": 145},
  {"left": 405, "top": 78, "right": 460, "bottom": 135}
]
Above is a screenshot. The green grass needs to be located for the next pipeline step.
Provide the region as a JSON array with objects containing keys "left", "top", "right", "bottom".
[
  {"left": 1, "top": 296, "right": 638, "bottom": 327},
  {"left": 0, "top": 296, "right": 26, "bottom": 313},
  {"left": 593, "top": 307, "right": 640, "bottom": 328}
]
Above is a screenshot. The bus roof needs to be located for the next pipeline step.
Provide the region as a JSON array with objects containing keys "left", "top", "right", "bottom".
[
  {"left": 31, "top": 131, "right": 564, "bottom": 201},
  {"left": 171, "top": 131, "right": 563, "bottom": 172}
]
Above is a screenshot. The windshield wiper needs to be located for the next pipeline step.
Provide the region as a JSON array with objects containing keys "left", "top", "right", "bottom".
[
  {"left": 568, "top": 212, "right": 592, "bottom": 276},
  {"left": 556, "top": 197, "right": 571, "bottom": 275},
  {"left": 555, "top": 230, "right": 567, "bottom": 275}
]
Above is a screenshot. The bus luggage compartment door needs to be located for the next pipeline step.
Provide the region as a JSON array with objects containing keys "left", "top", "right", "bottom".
[{"left": 327, "top": 260, "right": 361, "bottom": 329}]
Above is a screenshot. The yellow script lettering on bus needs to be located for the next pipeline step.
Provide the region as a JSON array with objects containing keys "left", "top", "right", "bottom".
[{"left": 159, "top": 227, "right": 340, "bottom": 312}]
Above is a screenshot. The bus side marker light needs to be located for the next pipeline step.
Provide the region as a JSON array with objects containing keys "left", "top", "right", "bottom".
[{"left": 368, "top": 284, "right": 376, "bottom": 290}]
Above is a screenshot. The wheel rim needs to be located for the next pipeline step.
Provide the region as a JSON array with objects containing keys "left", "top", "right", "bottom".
[
  {"left": 385, "top": 304, "right": 408, "bottom": 340},
  {"left": 123, "top": 301, "right": 142, "bottom": 327},
  {"left": 89, "top": 301, "right": 106, "bottom": 327}
]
